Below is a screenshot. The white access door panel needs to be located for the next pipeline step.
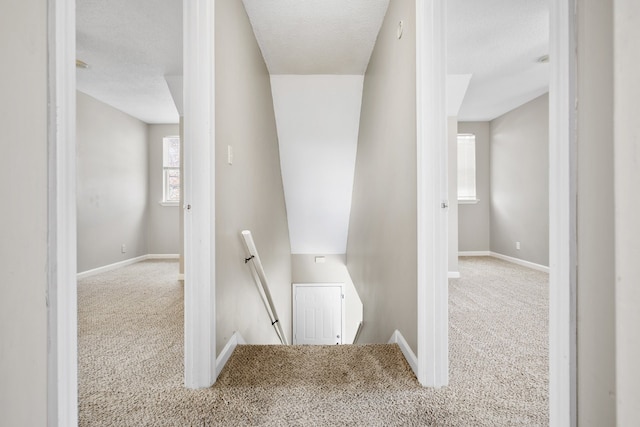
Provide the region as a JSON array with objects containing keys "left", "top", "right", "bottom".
[{"left": 294, "top": 285, "right": 343, "bottom": 345}]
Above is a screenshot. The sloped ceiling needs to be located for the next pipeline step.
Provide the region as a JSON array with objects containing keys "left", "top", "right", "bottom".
[
  {"left": 243, "top": 0, "right": 390, "bottom": 255},
  {"left": 76, "top": 0, "right": 182, "bottom": 124},
  {"left": 448, "top": 0, "right": 549, "bottom": 121},
  {"left": 271, "top": 75, "right": 364, "bottom": 254},
  {"left": 242, "top": 0, "right": 389, "bottom": 75}
]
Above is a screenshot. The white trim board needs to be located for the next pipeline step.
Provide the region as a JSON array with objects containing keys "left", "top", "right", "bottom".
[
  {"left": 216, "top": 332, "right": 246, "bottom": 377},
  {"left": 76, "top": 254, "right": 180, "bottom": 279},
  {"left": 48, "top": 0, "right": 77, "bottom": 424},
  {"left": 148, "top": 253, "right": 180, "bottom": 259},
  {"left": 416, "top": 0, "right": 449, "bottom": 388},
  {"left": 448, "top": 272, "right": 461, "bottom": 279},
  {"left": 458, "top": 251, "right": 549, "bottom": 273},
  {"left": 490, "top": 252, "right": 550, "bottom": 274},
  {"left": 458, "top": 251, "right": 491, "bottom": 257},
  {"left": 549, "top": 0, "right": 578, "bottom": 424},
  {"left": 388, "top": 330, "right": 418, "bottom": 379},
  {"left": 183, "top": 0, "right": 216, "bottom": 389}
]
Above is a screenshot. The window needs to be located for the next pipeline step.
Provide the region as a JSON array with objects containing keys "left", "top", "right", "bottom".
[
  {"left": 457, "top": 133, "right": 477, "bottom": 202},
  {"left": 162, "top": 136, "right": 181, "bottom": 204}
]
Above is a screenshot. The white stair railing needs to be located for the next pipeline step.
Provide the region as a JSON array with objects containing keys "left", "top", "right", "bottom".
[{"left": 240, "top": 230, "right": 288, "bottom": 345}]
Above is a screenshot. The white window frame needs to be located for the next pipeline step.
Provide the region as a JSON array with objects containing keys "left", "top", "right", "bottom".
[
  {"left": 161, "top": 136, "right": 181, "bottom": 206},
  {"left": 457, "top": 133, "right": 478, "bottom": 204}
]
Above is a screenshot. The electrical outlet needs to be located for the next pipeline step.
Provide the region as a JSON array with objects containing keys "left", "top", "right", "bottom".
[
  {"left": 121, "top": 244, "right": 127, "bottom": 254},
  {"left": 516, "top": 241, "right": 521, "bottom": 250}
]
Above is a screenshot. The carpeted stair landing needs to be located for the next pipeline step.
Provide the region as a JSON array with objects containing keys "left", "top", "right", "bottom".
[
  {"left": 78, "top": 258, "right": 548, "bottom": 426},
  {"left": 213, "top": 344, "right": 425, "bottom": 426},
  {"left": 219, "top": 344, "right": 415, "bottom": 389}
]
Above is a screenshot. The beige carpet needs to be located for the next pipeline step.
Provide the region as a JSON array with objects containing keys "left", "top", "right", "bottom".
[{"left": 78, "top": 257, "right": 548, "bottom": 426}]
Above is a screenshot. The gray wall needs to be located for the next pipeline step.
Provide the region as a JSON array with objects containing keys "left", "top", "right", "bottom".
[
  {"left": 179, "top": 118, "right": 185, "bottom": 275},
  {"left": 457, "top": 122, "right": 491, "bottom": 252},
  {"left": 489, "top": 94, "right": 549, "bottom": 266},
  {"left": 448, "top": 117, "right": 459, "bottom": 274},
  {"left": 147, "top": 124, "right": 180, "bottom": 254},
  {"left": 577, "top": 0, "right": 616, "bottom": 423},
  {"left": 346, "top": 0, "right": 418, "bottom": 353},
  {"left": 215, "top": 0, "right": 292, "bottom": 352},
  {"left": 76, "top": 91, "right": 149, "bottom": 272},
  {"left": 0, "top": 0, "right": 48, "bottom": 423},
  {"left": 615, "top": 0, "right": 640, "bottom": 422}
]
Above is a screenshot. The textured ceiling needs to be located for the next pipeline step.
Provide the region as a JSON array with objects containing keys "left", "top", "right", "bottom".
[
  {"left": 242, "top": 0, "right": 389, "bottom": 75},
  {"left": 76, "top": 0, "right": 182, "bottom": 124},
  {"left": 448, "top": 0, "right": 549, "bottom": 121},
  {"left": 75, "top": 0, "right": 548, "bottom": 124}
]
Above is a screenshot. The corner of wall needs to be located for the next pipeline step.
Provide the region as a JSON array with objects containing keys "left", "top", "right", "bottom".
[
  {"left": 346, "top": 0, "right": 418, "bottom": 352},
  {"left": 76, "top": 92, "right": 151, "bottom": 272}
]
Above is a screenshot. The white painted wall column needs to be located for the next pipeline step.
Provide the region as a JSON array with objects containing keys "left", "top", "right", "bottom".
[
  {"left": 48, "top": 0, "right": 78, "bottom": 424},
  {"left": 183, "top": 0, "right": 216, "bottom": 388},
  {"left": 416, "top": 0, "right": 448, "bottom": 387},
  {"left": 549, "top": 0, "right": 577, "bottom": 425},
  {"left": 614, "top": 0, "right": 640, "bottom": 423},
  {"left": 447, "top": 116, "right": 459, "bottom": 278}
]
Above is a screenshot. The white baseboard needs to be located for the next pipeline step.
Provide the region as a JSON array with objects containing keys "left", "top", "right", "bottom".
[
  {"left": 178, "top": 273, "right": 184, "bottom": 282},
  {"left": 458, "top": 251, "right": 491, "bottom": 257},
  {"left": 77, "top": 255, "right": 148, "bottom": 279},
  {"left": 490, "top": 252, "right": 550, "bottom": 273},
  {"left": 77, "top": 254, "right": 180, "bottom": 279},
  {"left": 148, "top": 254, "right": 179, "bottom": 259},
  {"left": 457, "top": 251, "right": 549, "bottom": 273},
  {"left": 388, "top": 330, "right": 418, "bottom": 378},
  {"left": 216, "top": 332, "right": 246, "bottom": 377},
  {"left": 448, "top": 271, "right": 461, "bottom": 279}
]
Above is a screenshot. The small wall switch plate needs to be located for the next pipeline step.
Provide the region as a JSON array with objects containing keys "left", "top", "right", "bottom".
[
  {"left": 227, "top": 145, "right": 233, "bottom": 165},
  {"left": 315, "top": 256, "right": 326, "bottom": 264},
  {"left": 516, "top": 241, "right": 521, "bottom": 250},
  {"left": 121, "top": 244, "right": 127, "bottom": 253}
]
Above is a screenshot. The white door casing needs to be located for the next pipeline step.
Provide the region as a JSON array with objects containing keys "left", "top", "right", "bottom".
[
  {"left": 293, "top": 284, "right": 345, "bottom": 345},
  {"left": 183, "top": 0, "right": 216, "bottom": 389},
  {"left": 549, "top": 0, "right": 578, "bottom": 425},
  {"left": 48, "top": 0, "right": 77, "bottom": 424},
  {"left": 416, "top": 0, "right": 449, "bottom": 388}
]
